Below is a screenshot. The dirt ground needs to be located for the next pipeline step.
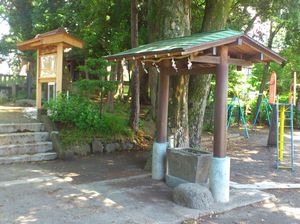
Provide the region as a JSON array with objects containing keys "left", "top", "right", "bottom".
[
  {"left": 1, "top": 107, "right": 300, "bottom": 223},
  {"left": 196, "top": 128, "right": 300, "bottom": 224}
]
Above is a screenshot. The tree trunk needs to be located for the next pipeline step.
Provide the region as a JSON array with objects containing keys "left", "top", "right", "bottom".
[
  {"left": 268, "top": 105, "right": 277, "bottom": 146},
  {"left": 255, "top": 20, "right": 284, "bottom": 126},
  {"left": 157, "top": 0, "right": 191, "bottom": 148},
  {"left": 149, "top": 67, "right": 158, "bottom": 120},
  {"left": 188, "top": 0, "right": 232, "bottom": 148},
  {"left": 107, "top": 63, "right": 118, "bottom": 112},
  {"left": 253, "top": 62, "right": 270, "bottom": 124},
  {"left": 129, "top": 0, "right": 140, "bottom": 132},
  {"left": 169, "top": 75, "right": 190, "bottom": 147},
  {"left": 84, "top": 59, "right": 89, "bottom": 79},
  {"left": 115, "top": 61, "right": 124, "bottom": 100},
  {"left": 140, "top": 65, "right": 149, "bottom": 104},
  {"left": 147, "top": 0, "right": 160, "bottom": 121},
  {"left": 189, "top": 74, "right": 212, "bottom": 147}
]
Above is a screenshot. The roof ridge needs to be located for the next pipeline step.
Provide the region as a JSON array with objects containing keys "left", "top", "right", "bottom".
[{"left": 35, "top": 27, "right": 66, "bottom": 38}]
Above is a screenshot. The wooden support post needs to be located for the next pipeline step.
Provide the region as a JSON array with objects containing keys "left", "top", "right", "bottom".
[
  {"left": 36, "top": 49, "right": 42, "bottom": 108},
  {"left": 214, "top": 46, "right": 228, "bottom": 158},
  {"left": 11, "top": 83, "right": 16, "bottom": 99},
  {"left": 152, "top": 69, "right": 169, "bottom": 180},
  {"left": 157, "top": 71, "right": 169, "bottom": 143},
  {"left": 56, "top": 43, "right": 63, "bottom": 94}
]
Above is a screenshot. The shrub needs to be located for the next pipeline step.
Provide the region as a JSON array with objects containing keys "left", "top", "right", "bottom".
[
  {"left": 46, "top": 94, "right": 134, "bottom": 143},
  {"left": 47, "top": 94, "right": 101, "bottom": 130}
]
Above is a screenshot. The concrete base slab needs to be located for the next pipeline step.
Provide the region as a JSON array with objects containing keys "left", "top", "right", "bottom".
[
  {"left": 0, "top": 164, "right": 274, "bottom": 224},
  {"left": 198, "top": 188, "right": 275, "bottom": 218},
  {"left": 231, "top": 181, "right": 300, "bottom": 190},
  {"left": 166, "top": 174, "right": 188, "bottom": 188}
]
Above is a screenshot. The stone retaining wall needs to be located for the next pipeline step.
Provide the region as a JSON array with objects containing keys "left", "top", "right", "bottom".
[{"left": 39, "top": 114, "right": 136, "bottom": 160}]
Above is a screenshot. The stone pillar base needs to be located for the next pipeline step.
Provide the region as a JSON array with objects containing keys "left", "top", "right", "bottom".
[
  {"left": 209, "top": 156, "right": 230, "bottom": 203},
  {"left": 152, "top": 142, "right": 168, "bottom": 180}
]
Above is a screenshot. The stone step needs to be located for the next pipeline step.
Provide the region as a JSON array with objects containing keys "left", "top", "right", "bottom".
[
  {"left": 0, "top": 142, "right": 53, "bottom": 156},
  {"left": 0, "top": 132, "right": 49, "bottom": 145},
  {"left": 0, "top": 152, "right": 57, "bottom": 165},
  {"left": 0, "top": 123, "right": 44, "bottom": 134}
]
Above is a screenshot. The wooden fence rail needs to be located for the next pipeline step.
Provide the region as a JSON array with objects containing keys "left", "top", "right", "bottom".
[
  {"left": 0, "top": 74, "right": 27, "bottom": 87},
  {"left": 0, "top": 74, "right": 31, "bottom": 99}
]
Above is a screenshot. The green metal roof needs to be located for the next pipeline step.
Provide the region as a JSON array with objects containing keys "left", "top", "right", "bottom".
[{"left": 106, "top": 29, "right": 243, "bottom": 59}]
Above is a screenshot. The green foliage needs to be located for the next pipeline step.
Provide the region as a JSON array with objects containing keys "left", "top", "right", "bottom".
[
  {"left": 76, "top": 58, "right": 116, "bottom": 94},
  {"left": 228, "top": 66, "right": 250, "bottom": 97},
  {"left": 47, "top": 94, "right": 101, "bottom": 130},
  {"left": 47, "top": 94, "right": 134, "bottom": 145},
  {"left": 75, "top": 57, "right": 117, "bottom": 115},
  {"left": 78, "top": 58, "right": 109, "bottom": 77},
  {"left": 247, "top": 98, "right": 272, "bottom": 125}
]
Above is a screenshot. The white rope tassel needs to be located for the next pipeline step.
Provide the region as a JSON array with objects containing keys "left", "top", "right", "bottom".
[
  {"left": 172, "top": 58, "right": 178, "bottom": 72},
  {"left": 152, "top": 62, "right": 160, "bottom": 73},
  {"left": 121, "top": 58, "right": 126, "bottom": 67},
  {"left": 141, "top": 61, "right": 148, "bottom": 74},
  {"left": 188, "top": 57, "right": 192, "bottom": 70}
]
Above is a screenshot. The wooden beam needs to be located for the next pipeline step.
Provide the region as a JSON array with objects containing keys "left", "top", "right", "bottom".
[
  {"left": 242, "top": 37, "right": 285, "bottom": 64},
  {"left": 245, "top": 53, "right": 264, "bottom": 62},
  {"left": 56, "top": 43, "right": 63, "bottom": 94},
  {"left": 39, "top": 77, "right": 56, "bottom": 83},
  {"left": 40, "top": 47, "right": 57, "bottom": 55},
  {"left": 162, "top": 66, "right": 216, "bottom": 75},
  {"left": 228, "top": 58, "right": 252, "bottom": 66},
  {"left": 17, "top": 31, "right": 84, "bottom": 51},
  {"left": 191, "top": 55, "right": 220, "bottom": 64},
  {"left": 191, "top": 55, "right": 253, "bottom": 66},
  {"left": 182, "top": 36, "right": 240, "bottom": 56},
  {"left": 36, "top": 49, "right": 42, "bottom": 109},
  {"left": 158, "top": 59, "right": 217, "bottom": 75}
]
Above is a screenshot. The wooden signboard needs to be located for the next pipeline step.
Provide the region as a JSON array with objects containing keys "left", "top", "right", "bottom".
[{"left": 17, "top": 28, "right": 83, "bottom": 108}]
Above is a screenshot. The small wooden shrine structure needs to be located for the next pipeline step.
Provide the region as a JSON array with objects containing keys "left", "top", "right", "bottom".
[
  {"left": 17, "top": 28, "right": 84, "bottom": 108},
  {"left": 106, "top": 29, "right": 285, "bottom": 202}
]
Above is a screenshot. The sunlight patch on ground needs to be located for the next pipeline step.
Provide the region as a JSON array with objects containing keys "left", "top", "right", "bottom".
[
  {"left": 103, "top": 198, "right": 123, "bottom": 209},
  {"left": 80, "top": 189, "right": 101, "bottom": 199},
  {"left": 106, "top": 159, "right": 115, "bottom": 165},
  {"left": 15, "top": 214, "right": 37, "bottom": 224},
  {"left": 262, "top": 200, "right": 277, "bottom": 210},
  {"left": 278, "top": 205, "right": 300, "bottom": 220},
  {"left": 0, "top": 106, "right": 24, "bottom": 112},
  {"left": 0, "top": 176, "right": 58, "bottom": 187},
  {"left": 65, "top": 172, "right": 80, "bottom": 177}
]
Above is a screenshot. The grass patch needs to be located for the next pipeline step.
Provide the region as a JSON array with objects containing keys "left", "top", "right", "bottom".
[{"left": 58, "top": 113, "right": 134, "bottom": 147}]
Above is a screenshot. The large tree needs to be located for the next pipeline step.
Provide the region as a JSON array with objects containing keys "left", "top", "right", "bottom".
[
  {"left": 129, "top": 0, "right": 140, "bottom": 132},
  {"left": 188, "top": 0, "right": 233, "bottom": 148},
  {"left": 155, "top": 0, "right": 191, "bottom": 147}
]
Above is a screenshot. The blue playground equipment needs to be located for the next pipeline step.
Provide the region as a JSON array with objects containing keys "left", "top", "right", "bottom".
[
  {"left": 252, "top": 95, "right": 273, "bottom": 131},
  {"left": 227, "top": 96, "right": 249, "bottom": 138}
]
